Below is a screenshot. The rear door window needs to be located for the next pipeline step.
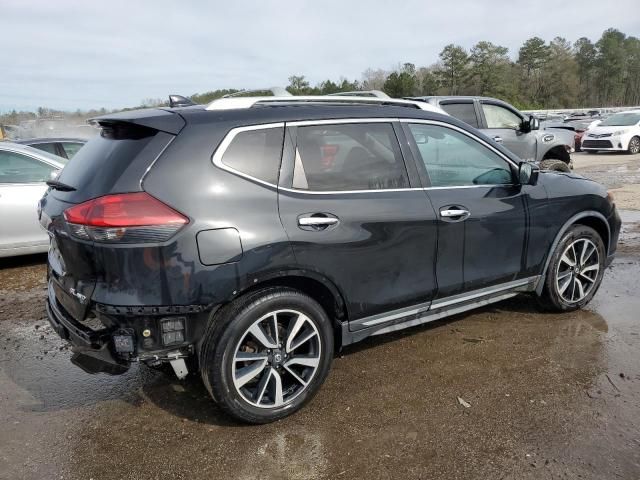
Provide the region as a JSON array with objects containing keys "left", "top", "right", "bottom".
[
  {"left": 61, "top": 142, "right": 84, "bottom": 158},
  {"left": 292, "top": 123, "right": 409, "bottom": 191},
  {"left": 218, "top": 126, "right": 284, "bottom": 185},
  {"left": 440, "top": 103, "right": 479, "bottom": 128},
  {"left": 0, "top": 151, "right": 55, "bottom": 183}
]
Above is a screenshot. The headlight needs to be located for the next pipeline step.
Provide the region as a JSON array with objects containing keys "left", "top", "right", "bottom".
[{"left": 612, "top": 129, "right": 629, "bottom": 136}]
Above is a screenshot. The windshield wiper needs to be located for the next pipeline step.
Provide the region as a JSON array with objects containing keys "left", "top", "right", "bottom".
[{"left": 46, "top": 179, "right": 76, "bottom": 192}]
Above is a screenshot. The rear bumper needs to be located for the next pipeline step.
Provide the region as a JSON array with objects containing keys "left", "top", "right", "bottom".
[{"left": 46, "top": 283, "right": 129, "bottom": 374}]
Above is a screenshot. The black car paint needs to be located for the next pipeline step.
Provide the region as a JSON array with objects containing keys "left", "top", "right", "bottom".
[{"left": 40, "top": 104, "right": 620, "bottom": 373}]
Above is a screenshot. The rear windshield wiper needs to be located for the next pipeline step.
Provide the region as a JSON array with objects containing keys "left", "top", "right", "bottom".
[{"left": 46, "top": 179, "right": 76, "bottom": 192}]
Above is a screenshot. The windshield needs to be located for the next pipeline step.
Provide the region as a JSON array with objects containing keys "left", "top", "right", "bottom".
[{"left": 599, "top": 113, "right": 640, "bottom": 127}]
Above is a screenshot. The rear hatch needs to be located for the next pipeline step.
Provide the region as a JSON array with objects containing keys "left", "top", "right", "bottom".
[{"left": 40, "top": 109, "right": 184, "bottom": 321}]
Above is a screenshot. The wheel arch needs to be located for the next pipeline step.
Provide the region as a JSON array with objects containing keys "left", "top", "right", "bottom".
[
  {"left": 542, "top": 145, "right": 570, "bottom": 163},
  {"left": 535, "top": 211, "right": 610, "bottom": 295}
]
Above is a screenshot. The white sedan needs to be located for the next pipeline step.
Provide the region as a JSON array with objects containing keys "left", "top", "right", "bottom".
[
  {"left": 0, "top": 142, "right": 65, "bottom": 257},
  {"left": 581, "top": 110, "right": 640, "bottom": 154}
]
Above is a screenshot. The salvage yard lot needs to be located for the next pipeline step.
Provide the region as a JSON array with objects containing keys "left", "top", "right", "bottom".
[{"left": 1, "top": 152, "right": 639, "bottom": 480}]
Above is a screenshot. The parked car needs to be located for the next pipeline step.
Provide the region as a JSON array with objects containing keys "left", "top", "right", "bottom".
[
  {"left": 16, "top": 137, "right": 86, "bottom": 159},
  {"left": 408, "top": 96, "right": 575, "bottom": 172},
  {"left": 40, "top": 95, "right": 620, "bottom": 423},
  {"left": 0, "top": 143, "right": 65, "bottom": 257},
  {"left": 581, "top": 110, "right": 640, "bottom": 154},
  {"left": 565, "top": 119, "right": 601, "bottom": 152}
]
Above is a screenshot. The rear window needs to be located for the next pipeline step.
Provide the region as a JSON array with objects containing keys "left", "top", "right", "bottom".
[
  {"left": 56, "top": 124, "right": 161, "bottom": 201},
  {"left": 218, "top": 126, "right": 284, "bottom": 184},
  {"left": 32, "top": 142, "right": 59, "bottom": 156},
  {"left": 440, "top": 103, "right": 479, "bottom": 128}
]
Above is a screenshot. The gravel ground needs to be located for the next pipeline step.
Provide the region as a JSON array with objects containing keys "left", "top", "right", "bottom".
[{"left": 0, "top": 151, "right": 639, "bottom": 480}]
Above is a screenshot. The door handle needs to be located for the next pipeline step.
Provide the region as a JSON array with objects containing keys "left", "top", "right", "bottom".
[
  {"left": 492, "top": 136, "right": 503, "bottom": 144},
  {"left": 440, "top": 207, "right": 470, "bottom": 222},
  {"left": 298, "top": 215, "right": 339, "bottom": 230}
]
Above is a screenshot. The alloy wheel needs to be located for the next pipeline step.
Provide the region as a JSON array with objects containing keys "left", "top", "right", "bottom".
[
  {"left": 630, "top": 137, "right": 640, "bottom": 154},
  {"left": 231, "top": 309, "right": 322, "bottom": 408},
  {"left": 555, "top": 238, "right": 600, "bottom": 303}
]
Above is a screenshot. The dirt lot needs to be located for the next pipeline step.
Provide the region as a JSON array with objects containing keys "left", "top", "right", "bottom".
[{"left": 1, "top": 152, "right": 639, "bottom": 480}]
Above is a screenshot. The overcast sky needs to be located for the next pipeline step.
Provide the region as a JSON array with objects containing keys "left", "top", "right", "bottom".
[{"left": 2, "top": 0, "right": 639, "bottom": 112}]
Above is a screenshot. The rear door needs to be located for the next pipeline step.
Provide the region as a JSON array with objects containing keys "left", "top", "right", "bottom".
[
  {"left": 277, "top": 119, "right": 438, "bottom": 326},
  {"left": 479, "top": 101, "right": 536, "bottom": 162},
  {"left": 0, "top": 149, "right": 56, "bottom": 251},
  {"left": 403, "top": 120, "right": 527, "bottom": 297}
]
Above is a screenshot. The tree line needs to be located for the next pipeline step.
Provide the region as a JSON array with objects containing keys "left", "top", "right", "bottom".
[
  {"left": 2, "top": 27, "right": 638, "bottom": 127},
  {"left": 192, "top": 28, "right": 640, "bottom": 110}
]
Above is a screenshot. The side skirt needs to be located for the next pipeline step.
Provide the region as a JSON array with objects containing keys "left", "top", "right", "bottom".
[{"left": 341, "top": 276, "right": 539, "bottom": 346}]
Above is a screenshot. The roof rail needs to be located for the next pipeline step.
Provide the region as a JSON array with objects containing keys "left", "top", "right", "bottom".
[
  {"left": 222, "top": 87, "right": 291, "bottom": 98},
  {"left": 205, "top": 95, "right": 445, "bottom": 112},
  {"left": 326, "top": 90, "right": 389, "bottom": 98}
]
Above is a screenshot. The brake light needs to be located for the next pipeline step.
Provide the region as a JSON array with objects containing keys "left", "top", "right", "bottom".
[{"left": 64, "top": 192, "right": 188, "bottom": 243}]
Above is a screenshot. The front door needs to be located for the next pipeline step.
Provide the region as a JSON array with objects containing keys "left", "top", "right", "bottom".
[
  {"left": 480, "top": 101, "right": 536, "bottom": 162},
  {"left": 278, "top": 120, "right": 438, "bottom": 324},
  {"left": 0, "top": 150, "right": 54, "bottom": 251},
  {"left": 403, "top": 120, "right": 527, "bottom": 298}
]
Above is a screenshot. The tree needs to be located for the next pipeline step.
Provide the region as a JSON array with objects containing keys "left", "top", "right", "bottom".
[
  {"left": 574, "top": 37, "right": 597, "bottom": 105},
  {"left": 467, "top": 41, "right": 511, "bottom": 97},
  {"left": 595, "top": 29, "right": 627, "bottom": 105},
  {"left": 436, "top": 44, "right": 469, "bottom": 94},
  {"left": 538, "top": 37, "right": 579, "bottom": 108},
  {"left": 286, "top": 75, "right": 312, "bottom": 95},
  {"left": 382, "top": 63, "right": 418, "bottom": 97},
  {"left": 416, "top": 67, "right": 440, "bottom": 95},
  {"left": 361, "top": 68, "right": 388, "bottom": 90}
]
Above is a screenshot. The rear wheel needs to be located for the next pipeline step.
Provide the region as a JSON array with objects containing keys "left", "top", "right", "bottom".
[
  {"left": 540, "top": 159, "right": 571, "bottom": 172},
  {"left": 537, "top": 225, "right": 605, "bottom": 312},
  {"left": 628, "top": 136, "right": 640, "bottom": 155},
  {"left": 200, "top": 287, "right": 333, "bottom": 424}
]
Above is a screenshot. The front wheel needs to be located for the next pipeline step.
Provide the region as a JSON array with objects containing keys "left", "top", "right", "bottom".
[
  {"left": 537, "top": 225, "right": 606, "bottom": 312},
  {"left": 200, "top": 287, "right": 334, "bottom": 424},
  {"left": 628, "top": 136, "right": 640, "bottom": 155},
  {"left": 540, "top": 159, "right": 571, "bottom": 172}
]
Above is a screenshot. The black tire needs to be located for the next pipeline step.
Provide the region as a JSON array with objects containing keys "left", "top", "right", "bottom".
[
  {"left": 540, "top": 159, "right": 571, "bottom": 172},
  {"left": 200, "top": 287, "right": 334, "bottom": 424},
  {"left": 537, "top": 225, "right": 606, "bottom": 312},
  {"left": 628, "top": 136, "right": 640, "bottom": 155}
]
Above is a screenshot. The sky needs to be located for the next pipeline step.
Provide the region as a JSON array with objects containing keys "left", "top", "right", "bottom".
[{"left": 2, "top": 0, "right": 639, "bottom": 112}]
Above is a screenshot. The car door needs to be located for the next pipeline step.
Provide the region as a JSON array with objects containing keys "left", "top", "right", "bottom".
[
  {"left": 438, "top": 100, "right": 481, "bottom": 129},
  {"left": 402, "top": 120, "right": 528, "bottom": 298},
  {"left": 480, "top": 101, "right": 536, "bottom": 162},
  {"left": 0, "top": 150, "right": 56, "bottom": 251},
  {"left": 277, "top": 119, "right": 438, "bottom": 326}
]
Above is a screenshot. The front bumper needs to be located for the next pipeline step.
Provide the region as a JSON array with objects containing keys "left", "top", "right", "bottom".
[{"left": 582, "top": 135, "right": 629, "bottom": 151}]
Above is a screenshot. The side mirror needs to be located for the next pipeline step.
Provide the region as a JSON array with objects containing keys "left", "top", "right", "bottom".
[
  {"left": 529, "top": 115, "right": 540, "bottom": 131},
  {"left": 518, "top": 162, "right": 539, "bottom": 186},
  {"left": 414, "top": 133, "right": 428, "bottom": 144}
]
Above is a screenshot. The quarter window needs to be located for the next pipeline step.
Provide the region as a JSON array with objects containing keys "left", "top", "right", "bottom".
[
  {"left": 219, "top": 126, "right": 284, "bottom": 184},
  {"left": 61, "top": 142, "right": 84, "bottom": 158},
  {"left": 0, "top": 151, "right": 56, "bottom": 184},
  {"left": 408, "top": 123, "right": 513, "bottom": 187},
  {"left": 440, "top": 103, "right": 479, "bottom": 128},
  {"left": 292, "top": 123, "right": 409, "bottom": 191},
  {"left": 482, "top": 104, "right": 522, "bottom": 129},
  {"left": 31, "top": 142, "right": 58, "bottom": 155}
]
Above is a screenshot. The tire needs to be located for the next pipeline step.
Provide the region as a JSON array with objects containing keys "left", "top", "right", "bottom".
[
  {"left": 540, "top": 159, "right": 571, "bottom": 172},
  {"left": 628, "top": 136, "right": 640, "bottom": 155},
  {"left": 200, "top": 287, "right": 334, "bottom": 424},
  {"left": 537, "top": 225, "right": 606, "bottom": 312}
]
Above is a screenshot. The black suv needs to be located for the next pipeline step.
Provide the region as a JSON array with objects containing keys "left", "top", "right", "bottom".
[{"left": 40, "top": 96, "right": 620, "bottom": 423}]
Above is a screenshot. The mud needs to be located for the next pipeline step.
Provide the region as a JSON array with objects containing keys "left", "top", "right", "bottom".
[{"left": 1, "top": 155, "right": 639, "bottom": 479}]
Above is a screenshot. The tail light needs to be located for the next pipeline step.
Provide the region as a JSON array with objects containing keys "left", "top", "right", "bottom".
[{"left": 63, "top": 192, "right": 188, "bottom": 243}]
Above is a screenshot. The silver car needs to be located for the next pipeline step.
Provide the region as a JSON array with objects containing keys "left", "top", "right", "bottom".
[{"left": 0, "top": 142, "right": 65, "bottom": 257}]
